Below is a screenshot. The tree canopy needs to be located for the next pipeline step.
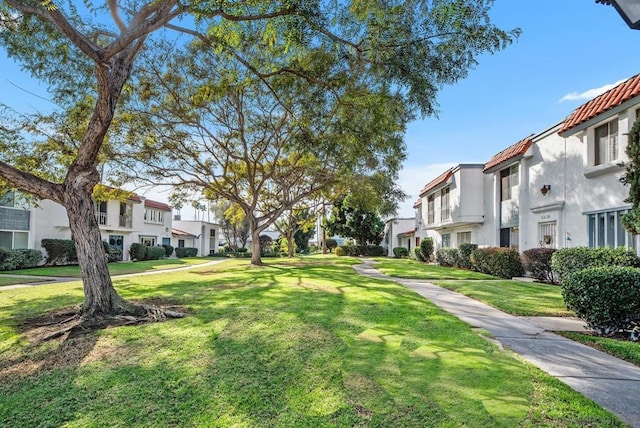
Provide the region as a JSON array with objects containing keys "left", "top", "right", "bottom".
[{"left": 0, "top": 0, "right": 519, "bottom": 318}]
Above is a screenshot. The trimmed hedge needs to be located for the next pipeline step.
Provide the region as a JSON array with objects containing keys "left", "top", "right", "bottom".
[
  {"left": 175, "top": 247, "right": 198, "bottom": 258},
  {"left": 41, "top": 239, "right": 77, "bottom": 265},
  {"left": 162, "top": 244, "right": 174, "bottom": 257},
  {"left": 563, "top": 266, "right": 640, "bottom": 335},
  {"left": 102, "top": 241, "right": 122, "bottom": 263},
  {"left": 436, "top": 248, "right": 459, "bottom": 267},
  {"left": 393, "top": 247, "right": 409, "bottom": 258},
  {"left": 326, "top": 239, "right": 338, "bottom": 251},
  {"left": 522, "top": 248, "right": 557, "bottom": 283},
  {"left": 457, "top": 243, "right": 478, "bottom": 269},
  {"left": 145, "top": 246, "right": 165, "bottom": 260},
  {"left": 129, "top": 243, "right": 147, "bottom": 261},
  {"left": 470, "top": 247, "right": 523, "bottom": 279},
  {"left": 420, "top": 237, "right": 434, "bottom": 262},
  {"left": 336, "top": 245, "right": 357, "bottom": 256},
  {"left": 551, "top": 247, "right": 640, "bottom": 285},
  {"left": 335, "top": 245, "right": 385, "bottom": 257},
  {"left": 413, "top": 247, "right": 424, "bottom": 261},
  {"left": 0, "top": 249, "right": 43, "bottom": 271}
]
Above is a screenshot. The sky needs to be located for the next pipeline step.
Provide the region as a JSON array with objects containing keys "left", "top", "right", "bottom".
[{"left": 3, "top": 1, "right": 640, "bottom": 221}]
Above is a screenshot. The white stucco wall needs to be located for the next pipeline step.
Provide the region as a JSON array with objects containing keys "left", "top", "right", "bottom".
[{"left": 172, "top": 220, "right": 220, "bottom": 256}]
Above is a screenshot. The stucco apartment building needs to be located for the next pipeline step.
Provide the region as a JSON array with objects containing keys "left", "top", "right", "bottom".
[
  {"left": 407, "top": 73, "right": 640, "bottom": 254},
  {"left": 0, "top": 189, "right": 220, "bottom": 261}
]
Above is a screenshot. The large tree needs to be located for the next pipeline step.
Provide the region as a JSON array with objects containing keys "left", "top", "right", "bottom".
[
  {"left": 0, "top": 0, "right": 518, "bottom": 318},
  {"left": 324, "top": 194, "right": 386, "bottom": 246}
]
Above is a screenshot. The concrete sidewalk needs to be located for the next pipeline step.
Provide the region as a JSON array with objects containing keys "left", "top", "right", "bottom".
[{"left": 354, "top": 261, "right": 640, "bottom": 427}]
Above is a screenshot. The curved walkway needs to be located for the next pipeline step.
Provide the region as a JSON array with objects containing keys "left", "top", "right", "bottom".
[
  {"left": 354, "top": 260, "right": 640, "bottom": 427},
  {"left": 0, "top": 258, "right": 231, "bottom": 291}
]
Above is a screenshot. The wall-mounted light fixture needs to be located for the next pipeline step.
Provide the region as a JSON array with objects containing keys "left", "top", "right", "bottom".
[{"left": 540, "top": 184, "right": 551, "bottom": 196}]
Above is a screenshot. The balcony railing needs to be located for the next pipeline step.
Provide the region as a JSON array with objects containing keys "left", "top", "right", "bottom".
[
  {"left": 427, "top": 211, "right": 435, "bottom": 224},
  {"left": 119, "top": 215, "right": 132, "bottom": 228},
  {"left": 94, "top": 211, "right": 107, "bottom": 226}
]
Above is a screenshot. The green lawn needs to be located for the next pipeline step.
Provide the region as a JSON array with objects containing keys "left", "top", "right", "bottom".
[
  {"left": 0, "top": 257, "right": 216, "bottom": 278},
  {"left": 0, "top": 276, "right": 50, "bottom": 287},
  {"left": 561, "top": 332, "right": 640, "bottom": 367},
  {"left": 373, "top": 258, "right": 497, "bottom": 280},
  {"left": 433, "top": 279, "right": 572, "bottom": 317},
  {"left": 0, "top": 257, "right": 623, "bottom": 427}
]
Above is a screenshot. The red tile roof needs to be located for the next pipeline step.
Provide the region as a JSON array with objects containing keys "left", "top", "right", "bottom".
[
  {"left": 398, "top": 229, "right": 416, "bottom": 237},
  {"left": 483, "top": 137, "right": 533, "bottom": 172},
  {"left": 412, "top": 197, "right": 422, "bottom": 208},
  {"left": 172, "top": 228, "right": 196, "bottom": 237},
  {"left": 559, "top": 74, "right": 640, "bottom": 135},
  {"left": 144, "top": 199, "right": 171, "bottom": 211},
  {"left": 418, "top": 168, "right": 454, "bottom": 196}
]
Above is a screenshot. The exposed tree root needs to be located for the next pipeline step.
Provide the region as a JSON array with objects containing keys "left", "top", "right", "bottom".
[{"left": 21, "top": 301, "right": 187, "bottom": 343}]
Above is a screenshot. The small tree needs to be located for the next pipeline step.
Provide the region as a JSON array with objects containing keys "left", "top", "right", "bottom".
[
  {"left": 420, "top": 238, "right": 434, "bottom": 262},
  {"left": 622, "top": 117, "right": 640, "bottom": 233}
]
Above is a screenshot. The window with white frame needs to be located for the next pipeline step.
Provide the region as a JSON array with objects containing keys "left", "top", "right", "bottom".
[
  {"left": 500, "top": 164, "right": 518, "bottom": 201},
  {"left": 457, "top": 231, "right": 471, "bottom": 245},
  {"left": 587, "top": 209, "right": 635, "bottom": 249},
  {"left": 0, "top": 231, "right": 28, "bottom": 249},
  {"left": 427, "top": 195, "right": 435, "bottom": 224},
  {"left": 441, "top": 233, "right": 451, "bottom": 248},
  {"left": 139, "top": 236, "right": 156, "bottom": 246},
  {"left": 594, "top": 119, "right": 618, "bottom": 165},
  {"left": 539, "top": 221, "right": 557, "bottom": 248},
  {"left": 144, "top": 208, "right": 165, "bottom": 224},
  {"left": 440, "top": 187, "right": 450, "bottom": 221}
]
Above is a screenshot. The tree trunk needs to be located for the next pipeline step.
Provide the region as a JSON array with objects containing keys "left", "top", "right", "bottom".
[
  {"left": 64, "top": 178, "right": 142, "bottom": 318},
  {"left": 250, "top": 227, "right": 262, "bottom": 265}
]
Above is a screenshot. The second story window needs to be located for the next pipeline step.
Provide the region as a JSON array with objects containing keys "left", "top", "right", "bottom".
[
  {"left": 500, "top": 164, "right": 519, "bottom": 201},
  {"left": 144, "top": 208, "right": 165, "bottom": 223},
  {"left": 427, "top": 195, "right": 434, "bottom": 224},
  {"left": 440, "top": 187, "right": 450, "bottom": 220},
  {"left": 93, "top": 201, "right": 107, "bottom": 225},
  {"left": 595, "top": 119, "right": 618, "bottom": 165}
]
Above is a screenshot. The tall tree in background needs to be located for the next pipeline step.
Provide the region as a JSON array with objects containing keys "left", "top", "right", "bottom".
[
  {"left": 275, "top": 205, "right": 318, "bottom": 257},
  {"left": 0, "top": 0, "right": 519, "bottom": 319},
  {"left": 621, "top": 117, "right": 640, "bottom": 234},
  {"left": 211, "top": 200, "right": 250, "bottom": 250},
  {"left": 325, "top": 195, "right": 385, "bottom": 246}
]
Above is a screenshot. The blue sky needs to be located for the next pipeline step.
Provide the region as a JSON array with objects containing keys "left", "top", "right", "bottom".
[{"left": 3, "top": 1, "right": 640, "bottom": 220}]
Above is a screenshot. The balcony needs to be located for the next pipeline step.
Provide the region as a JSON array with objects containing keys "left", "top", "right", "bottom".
[
  {"left": 119, "top": 215, "right": 132, "bottom": 228},
  {"left": 94, "top": 211, "right": 107, "bottom": 226}
]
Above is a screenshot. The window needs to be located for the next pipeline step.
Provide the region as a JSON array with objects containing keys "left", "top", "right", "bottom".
[
  {"left": 427, "top": 195, "right": 435, "bottom": 224},
  {"left": 587, "top": 209, "right": 635, "bottom": 249},
  {"left": 457, "top": 231, "right": 471, "bottom": 245},
  {"left": 178, "top": 239, "right": 185, "bottom": 248},
  {"left": 120, "top": 203, "right": 132, "bottom": 228},
  {"left": 0, "top": 231, "right": 28, "bottom": 249},
  {"left": 594, "top": 120, "right": 618, "bottom": 165},
  {"left": 209, "top": 229, "right": 215, "bottom": 237},
  {"left": 144, "top": 208, "right": 165, "bottom": 224},
  {"left": 441, "top": 233, "right": 451, "bottom": 248},
  {"left": 539, "top": 221, "right": 557, "bottom": 248},
  {"left": 440, "top": 187, "right": 450, "bottom": 221},
  {"left": 140, "top": 236, "right": 156, "bottom": 246},
  {"left": 500, "top": 164, "right": 519, "bottom": 201}
]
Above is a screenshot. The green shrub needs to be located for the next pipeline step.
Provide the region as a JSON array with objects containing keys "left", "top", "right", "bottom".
[
  {"left": 145, "top": 246, "right": 165, "bottom": 260},
  {"left": 436, "top": 248, "right": 459, "bottom": 267},
  {"left": 413, "top": 247, "right": 424, "bottom": 261},
  {"left": 470, "top": 247, "right": 523, "bottom": 279},
  {"left": 420, "top": 238, "right": 434, "bottom": 261},
  {"left": 0, "top": 249, "right": 43, "bottom": 271},
  {"left": 41, "top": 239, "right": 77, "bottom": 265},
  {"left": 336, "top": 245, "right": 358, "bottom": 256},
  {"left": 522, "top": 248, "right": 557, "bottom": 283},
  {"left": 552, "top": 247, "right": 640, "bottom": 284},
  {"left": 129, "top": 243, "right": 147, "bottom": 261},
  {"left": 457, "top": 243, "right": 478, "bottom": 269},
  {"left": 237, "top": 247, "right": 248, "bottom": 253},
  {"left": 563, "top": 266, "right": 640, "bottom": 335},
  {"left": 175, "top": 247, "right": 198, "bottom": 257},
  {"left": 360, "top": 245, "right": 384, "bottom": 256},
  {"left": 210, "top": 252, "right": 230, "bottom": 258},
  {"left": 393, "top": 247, "right": 409, "bottom": 258},
  {"left": 162, "top": 244, "right": 174, "bottom": 257},
  {"left": 326, "top": 239, "right": 338, "bottom": 251}
]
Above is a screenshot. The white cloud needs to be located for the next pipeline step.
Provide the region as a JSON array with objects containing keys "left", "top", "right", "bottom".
[
  {"left": 559, "top": 79, "right": 627, "bottom": 103},
  {"left": 394, "top": 162, "right": 458, "bottom": 218}
]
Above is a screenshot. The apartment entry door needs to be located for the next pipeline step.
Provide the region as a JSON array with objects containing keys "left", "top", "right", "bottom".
[{"left": 108, "top": 235, "right": 124, "bottom": 261}]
